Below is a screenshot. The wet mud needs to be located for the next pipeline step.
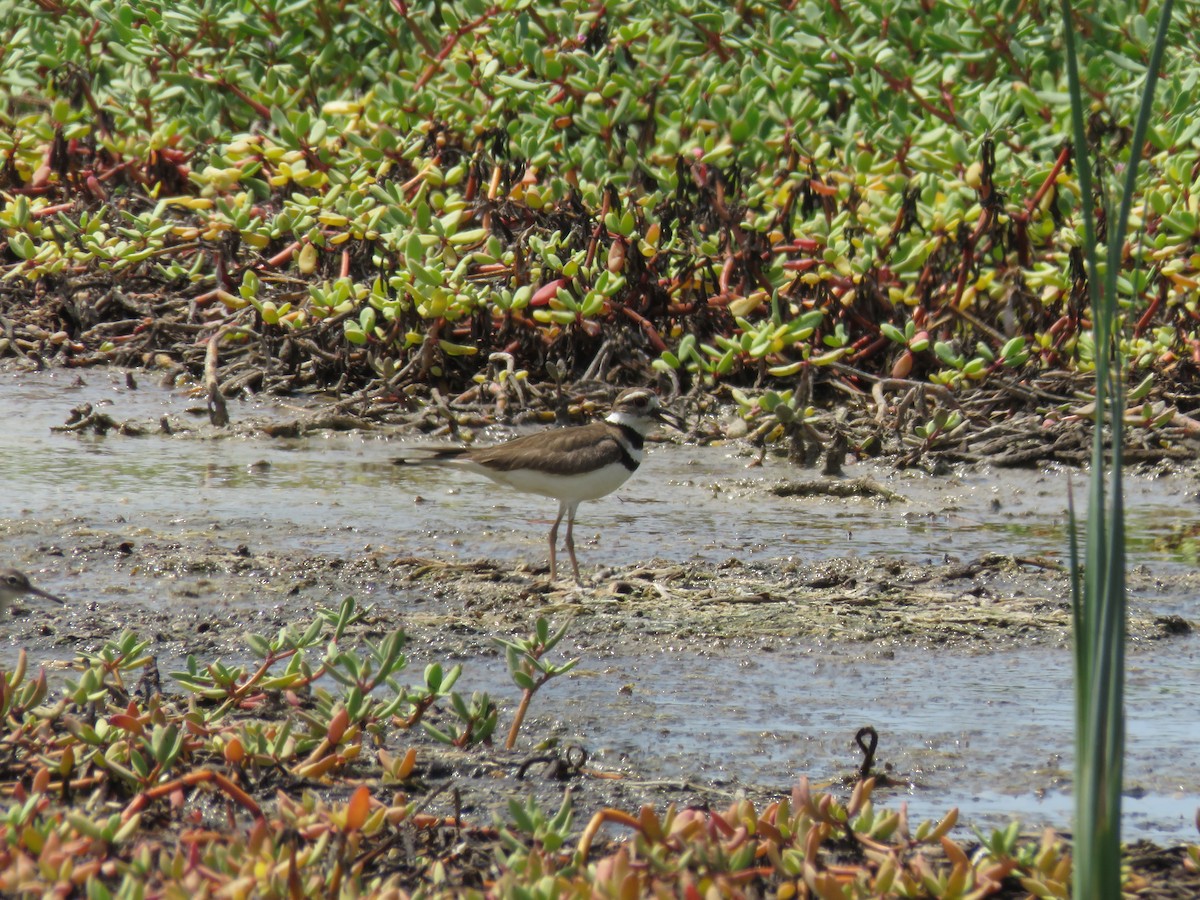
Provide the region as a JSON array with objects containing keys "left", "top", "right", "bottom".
[{"left": 3, "top": 365, "right": 1200, "bottom": 867}]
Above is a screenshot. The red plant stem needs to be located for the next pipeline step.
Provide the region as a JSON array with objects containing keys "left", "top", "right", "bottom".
[
  {"left": 1047, "top": 314, "right": 1071, "bottom": 336},
  {"left": 388, "top": 0, "right": 435, "bottom": 54},
  {"left": 417, "top": 318, "right": 443, "bottom": 378},
  {"left": 618, "top": 306, "right": 667, "bottom": 353},
  {"left": 31, "top": 203, "right": 74, "bottom": 218},
  {"left": 123, "top": 769, "right": 263, "bottom": 823},
  {"left": 849, "top": 333, "right": 876, "bottom": 353},
  {"left": 874, "top": 68, "right": 959, "bottom": 126},
  {"left": 412, "top": 9, "right": 500, "bottom": 93},
  {"left": 1133, "top": 276, "right": 1166, "bottom": 337},
  {"left": 222, "top": 647, "right": 329, "bottom": 706},
  {"left": 948, "top": 240, "right": 975, "bottom": 312},
  {"left": 1022, "top": 144, "right": 1072, "bottom": 219},
  {"left": 577, "top": 809, "right": 642, "bottom": 861},
  {"left": 504, "top": 688, "right": 535, "bottom": 750},
  {"left": 851, "top": 335, "right": 890, "bottom": 364},
  {"left": 719, "top": 254, "right": 734, "bottom": 293},
  {"left": 771, "top": 238, "right": 822, "bottom": 253},
  {"left": 266, "top": 241, "right": 300, "bottom": 268},
  {"left": 584, "top": 189, "right": 612, "bottom": 270},
  {"left": 212, "top": 78, "right": 273, "bottom": 120}
]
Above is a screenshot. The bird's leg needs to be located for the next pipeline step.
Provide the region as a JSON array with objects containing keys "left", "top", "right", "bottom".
[
  {"left": 548, "top": 502, "right": 567, "bottom": 582},
  {"left": 564, "top": 502, "right": 581, "bottom": 584}
]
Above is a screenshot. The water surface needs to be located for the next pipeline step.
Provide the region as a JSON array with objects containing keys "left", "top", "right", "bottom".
[{"left": 2, "top": 368, "right": 1197, "bottom": 842}]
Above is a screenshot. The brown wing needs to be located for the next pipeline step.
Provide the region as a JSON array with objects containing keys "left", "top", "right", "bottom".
[{"left": 468, "top": 423, "right": 628, "bottom": 474}]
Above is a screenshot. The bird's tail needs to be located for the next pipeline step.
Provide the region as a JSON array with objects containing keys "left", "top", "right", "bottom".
[{"left": 393, "top": 447, "right": 470, "bottom": 467}]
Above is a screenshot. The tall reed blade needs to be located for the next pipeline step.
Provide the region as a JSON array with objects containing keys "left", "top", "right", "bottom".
[{"left": 1061, "top": 3, "right": 1172, "bottom": 897}]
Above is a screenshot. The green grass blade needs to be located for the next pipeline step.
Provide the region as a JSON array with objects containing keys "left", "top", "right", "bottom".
[{"left": 1061, "top": 3, "right": 1172, "bottom": 898}]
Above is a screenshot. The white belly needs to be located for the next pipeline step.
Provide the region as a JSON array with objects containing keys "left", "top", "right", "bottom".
[{"left": 467, "top": 460, "right": 636, "bottom": 503}]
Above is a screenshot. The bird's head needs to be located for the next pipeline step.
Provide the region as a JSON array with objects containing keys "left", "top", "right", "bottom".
[
  {"left": 0, "top": 568, "right": 65, "bottom": 615},
  {"left": 606, "top": 389, "right": 684, "bottom": 432}
]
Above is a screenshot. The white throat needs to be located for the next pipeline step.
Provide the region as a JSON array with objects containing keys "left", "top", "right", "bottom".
[{"left": 605, "top": 409, "right": 652, "bottom": 435}]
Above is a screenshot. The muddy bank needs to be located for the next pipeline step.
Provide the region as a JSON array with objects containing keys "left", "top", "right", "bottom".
[
  {"left": 4, "top": 535, "right": 1192, "bottom": 661},
  {"left": 4, "top": 527, "right": 1199, "bottom": 839},
  {"left": 3, "top": 366, "right": 1200, "bottom": 860}
]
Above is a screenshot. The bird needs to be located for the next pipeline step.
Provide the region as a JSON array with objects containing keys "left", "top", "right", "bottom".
[
  {"left": 0, "top": 568, "right": 65, "bottom": 616},
  {"left": 395, "top": 388, "right": 683, "bottom": 584}
]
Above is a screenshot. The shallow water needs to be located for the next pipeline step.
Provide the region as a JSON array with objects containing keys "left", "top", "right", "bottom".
[
  {"left": 482, "top": 638, "right": 1200, "bottom": 844},
  {"left": 3, "top": 369, "right": 1195, "bottom": 574},
  {"left": 2, "top": 368, "right": 1198, "bottom": 842}
]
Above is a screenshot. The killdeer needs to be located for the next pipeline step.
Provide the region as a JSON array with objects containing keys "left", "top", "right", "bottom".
[
  {"left": 396, "top": 388, "right": 682, "bottom": 583},
  {"left": 0, "top": 568, "right": 65, "bottom": 616}
]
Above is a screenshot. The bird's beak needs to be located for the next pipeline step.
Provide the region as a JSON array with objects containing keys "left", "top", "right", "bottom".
[
  {"left": 32, "top": 585, "right": 66, "bottom": 605},
  {"left": 653, "top": 407, "right": 685, "bottom": 431}
]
